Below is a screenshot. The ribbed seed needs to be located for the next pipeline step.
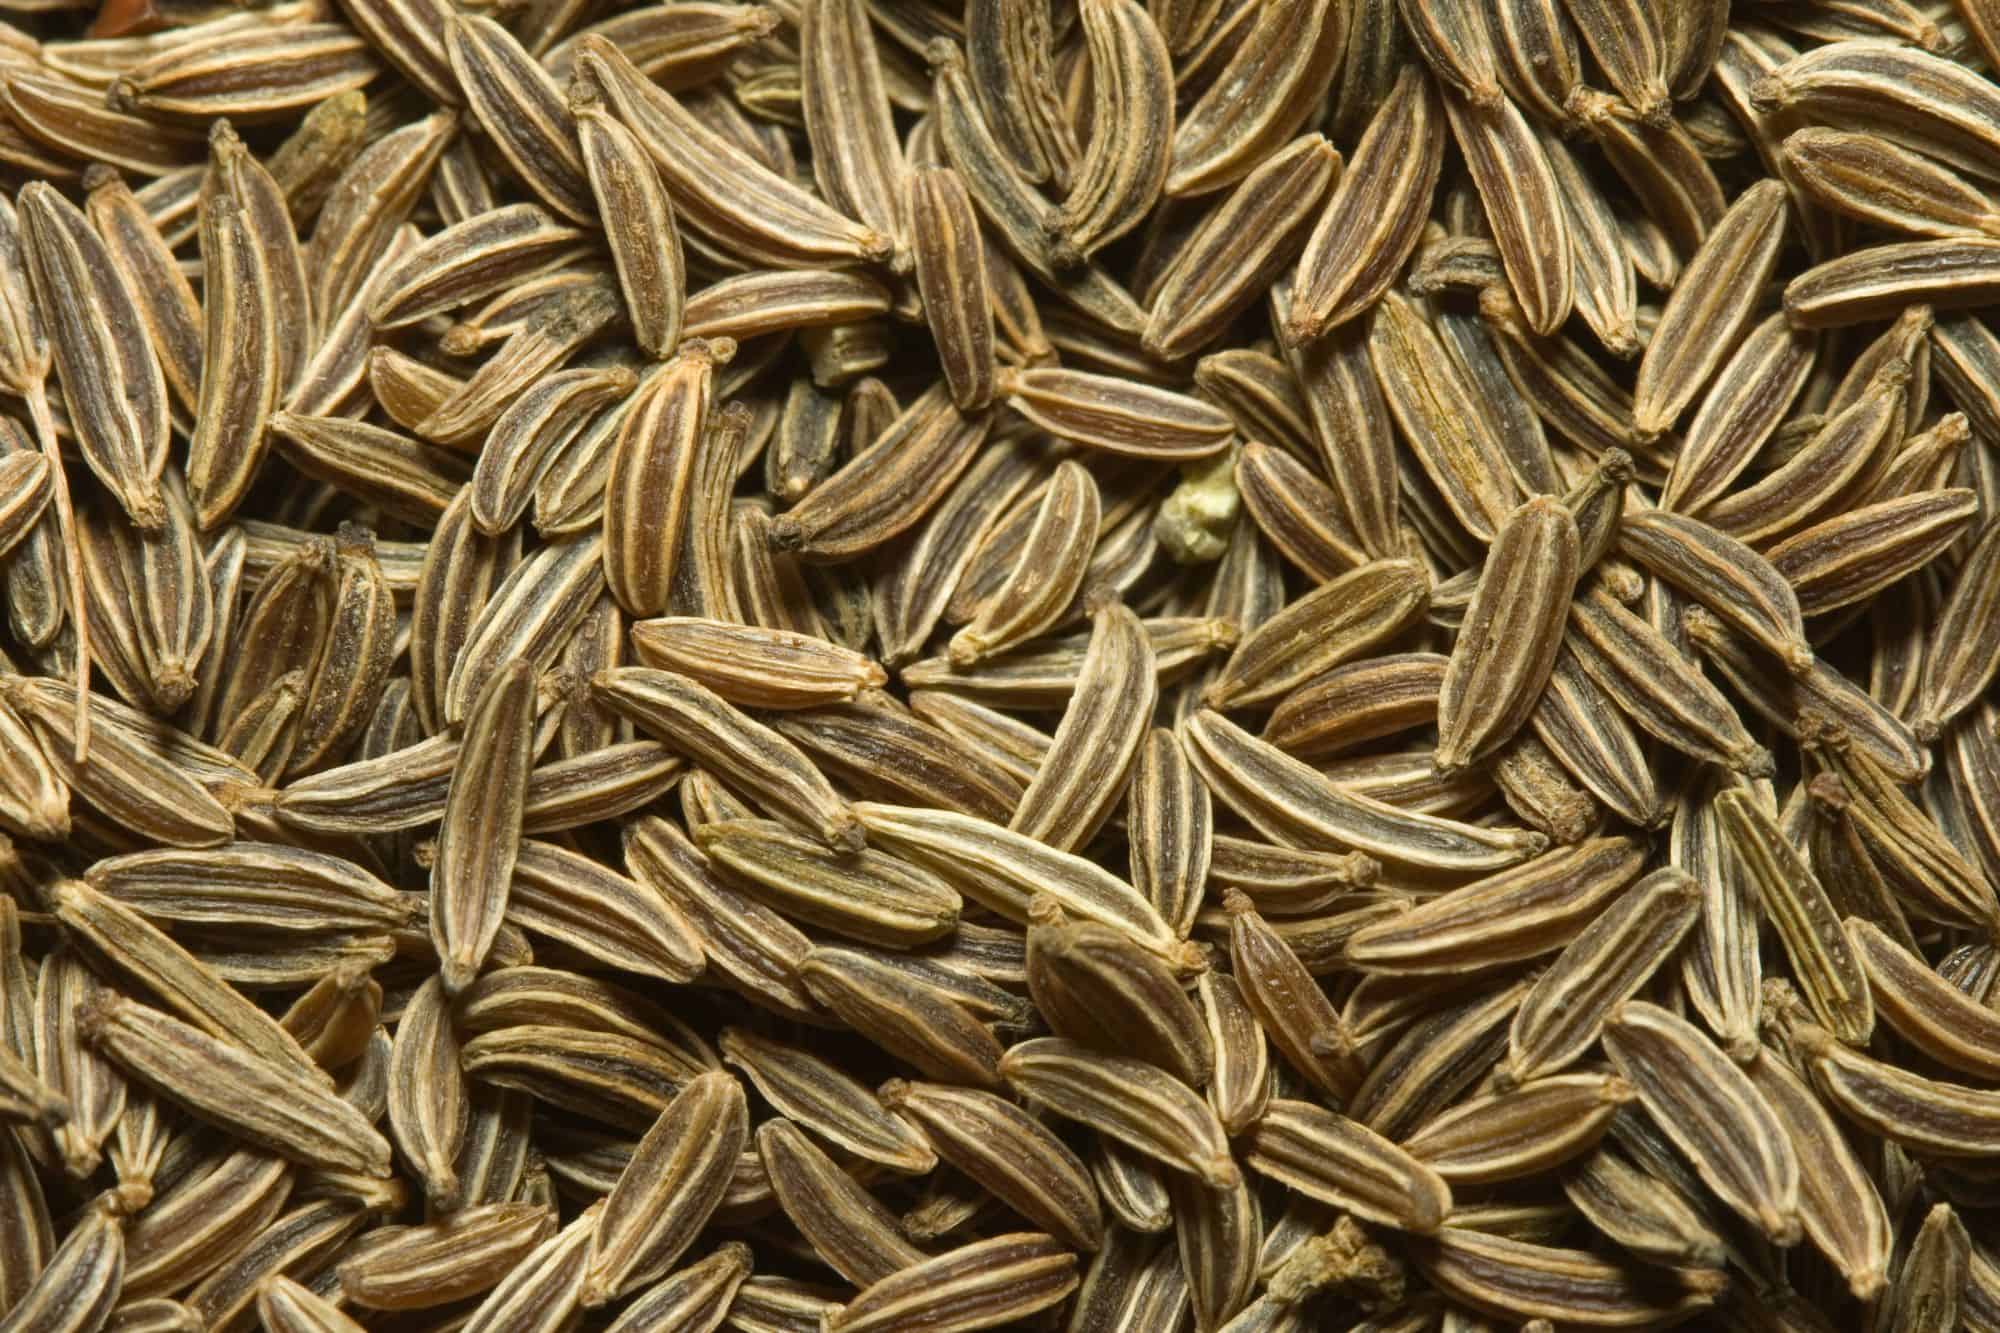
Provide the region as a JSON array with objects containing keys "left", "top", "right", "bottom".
[
  {"left": 83, "top": 994, "right": 389, "bottom": 1177},
  {"left": 458, "top": 1200, "right": 599, "bottom": 1333},
  {"left": 1184, "top": 709, "right": 1547, "bottom": 874},
  {"left": 1290, "top": 67, "right": 1443, "bottom": 343},
  {"left": 1027, "top": 896, "right": 1209, "bottom": 1085},
  {"left": 721, "top": 1027, "right": 933, "bottom": 1173},
  {"left": 856, "top": 802, "right": 1177, "bottom": 957},
  {"left": 1145, "top": 134, "right": 1339, "bottom": 361},
  {"left": 824, "top": 1232, "right": 1079, "bottom": 1333},
  {"left": 1848, "top": 917, "right": 2000, "bottom": 1079},
  {"left": 1633, "top": 180, "right": 1789, "bottom": 437},
  {"left": 1367, "top": 291, "right": 1519, "bottom": 543},
  {"left": 1412, "top": 1228, "right": 1721, "bottom": 1327},
  {"left": 48, "top": 878, "right": 322, "bottom": 1087},
  {"left": 1505, "top": 868, "right": 1698, "bottom": 1085},
  {"left": 1164, "top": 0, "right": 1345, "bottom": 198},
  {"left": 1002, "top": 1036, "right": 1236, "bottom": 1188},
  {"left": 1566, "top": 588, "right": 1772, "bottom": 776},
  {"left": 909, "top": 167, "right": 995, "bottom": 410},
  {"left": 1436, "top": 497, "right": 1578, "bottom": 773},
  {"left": 572, "top": 85, "right": 683, "bottom": 360},
  {"left": 1561, "top": 1143, "right": 1726, "bottom": 1271},
  {"left": 596, "top": 667, "right": 861, "bottom": 852},
  {"left": 882, "top": 1080, "right": 1101, "bottom": 1252},
  {"left": 577, "top": 35, "right": 891, "bottom": 265},
  {"left": 582, "top": 1071, "right": 745, "bottom": 1305},
  {"left": 1742, "top": 1049, "right": 1890, "bottom": 1301},
  {"left": 1715, "top": 787, "right": 1874, "bottom": 1044},
  {"left": 754, "top": 1117, "right": 924, "bottom": 1286},
  {"left": 1617, "top": 507, "right": 1812, "bottom": 672},
  {"left": 602, "top": 342, "right": 722, "bottom": 617},
  {"left": 767, "top": 384, "right": 995, "bottom": 561},
  {"left": 0, "top": 1200, "right": 121, "bottom": 1333},
  {"left": 1601, "top": 1001, "right": 1801, "bottom": 1244},
  {"left": 1772, "top": 488, "right": 1979, "bottom": 618},
  {"left": 1403, "top": 1072, "right": 1634, "bottom": 1184},
  {"left": 1244, "top": 1099, "right": 1450, "bottom": 1234},
  {"left": 1916, "top": 519, "right": 2000, "bottom": 740},
  {"left": 1007, "top": 599, "right": 1153, "bottom": 848},
  {"left": 384, "top": 974, "right": 465, "bottom": 1211},
  {"left": 696, "top": 817, "right": 958, "bottom": 947},
  {"left": 799, "top": 947, "right": 1007, "bottom": 1086},
  {"left": 431, "top": 659, "right": 534, "bottom": 994},
  {"left": 1349, "top": 837, "right": 1644, "bottom": 976},
  {"left": 1397, "top": 0, "right": 1504, "bottom": 109},
  {"left": 1222, "top": 891, "right": 1362, "bottom": 1101},
  {"left": 1441, "top": 89, "right": 1572, "bottom": 335},
  {"left": 1127, "top": 727, "right": 1212, "bottom": 938},
  {"left": 1205, "top": 558, "right": 1428, "bottom": 710}
]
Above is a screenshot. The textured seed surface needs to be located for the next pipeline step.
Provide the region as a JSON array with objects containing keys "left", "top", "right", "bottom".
[{"left": 0, "top": 5, "right": 1988, "bottom": 1330}]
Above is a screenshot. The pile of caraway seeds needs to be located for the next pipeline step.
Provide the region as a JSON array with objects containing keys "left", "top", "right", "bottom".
[{"left": 9, "top": 0, "right": 2000, "bottom": 1330}]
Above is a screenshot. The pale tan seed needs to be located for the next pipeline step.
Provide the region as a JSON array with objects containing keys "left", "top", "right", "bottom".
[
  {"left": 1847, "top": 917, "right": 2000, "bottom": 1079},
  {"left": 1715, "top": 788, "right": 1874, "bottom": 1044},
  {"left": 1056, "top": 0, "right": 1173, "bottom": 258},
  {"left": 459, "top": 1200, "right": 601, "bottom": 1333},
  {"left": 1367, "top": 291, "right": 1520, "bottom": 543},
  {"left": 1617, "top": 507, "right": 1812, "bottom": 671},
  {"left": 1002, "top": 367, "right": 1233, "bottom": 461},
  {"left": 578, "top": 35, "right": 891, "bottom": 266},
  {"left": 625, "top": 814, "right": 818, "bottom": 1021},
  {"left": 1348, "top": 837, "right": 1644, "bottom": 975},
  {"left": 458, "top": 1024, "right": 696, "bottom": 1131},
  {"left": 1145, "top": 134, "right": 1340, "bottom": 361},
  {"left": 602, "top": 342, "right": 724, "bottom": 618},
  {"left": 1168, "top": 1169, "right": 1259, "bottom": 1331},
  {"left": 572, "top": 84, "right": 684, "bottom": 360},
  {"left": 1561, "top": 1143, "right": 1726, "bottom": 1271},
  {"left": 0, "top": 1200, "right": 122, "bottom": 1333},
  {"left": 799, "top": 946, "right": 1008, "bottom": 1086},
  {"left": 1565, "top": 588, "right": 1772, "bottom": 777},
  {"left": 1164, "top": 0, "right": 1344, "bottom": 198},
  {"left": 1009, "top": 598, "right": 1154, "bottom": 849},
  {"left": 1026, "top": 896, "right": 1209, "bottom": 1086},
  {"left": 882, "top": 1079, "right": 1102, "bottom": 1252},
  {"left": 1441, "top": 89, "right": 1573, "bottom": 335},
  {"left": 1204, "top": 558, "right": 1428, "bottom": 711},
  {"left": 1128, "top": 726, "right": 1212, "bottom": 939},
  {"left": 596, "top": 667, "right": 862, "bottom": 852},
  {"left": 696, "top": 817, "right": 959, "bottom": 947},
  {"left": 768, "top": 384, "right": 996, "bottom": 561},
  {"left": 48, "top": 877, "right": 324, "bottom": 1087},
  {"left": 1791, "top": 1016, "right": 2000, "bottom": 1159}
]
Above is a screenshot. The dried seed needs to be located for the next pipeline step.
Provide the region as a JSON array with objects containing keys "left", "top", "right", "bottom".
[{"left": 1601, "top": 1001, "right": 1802, "bottom": 1244}]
